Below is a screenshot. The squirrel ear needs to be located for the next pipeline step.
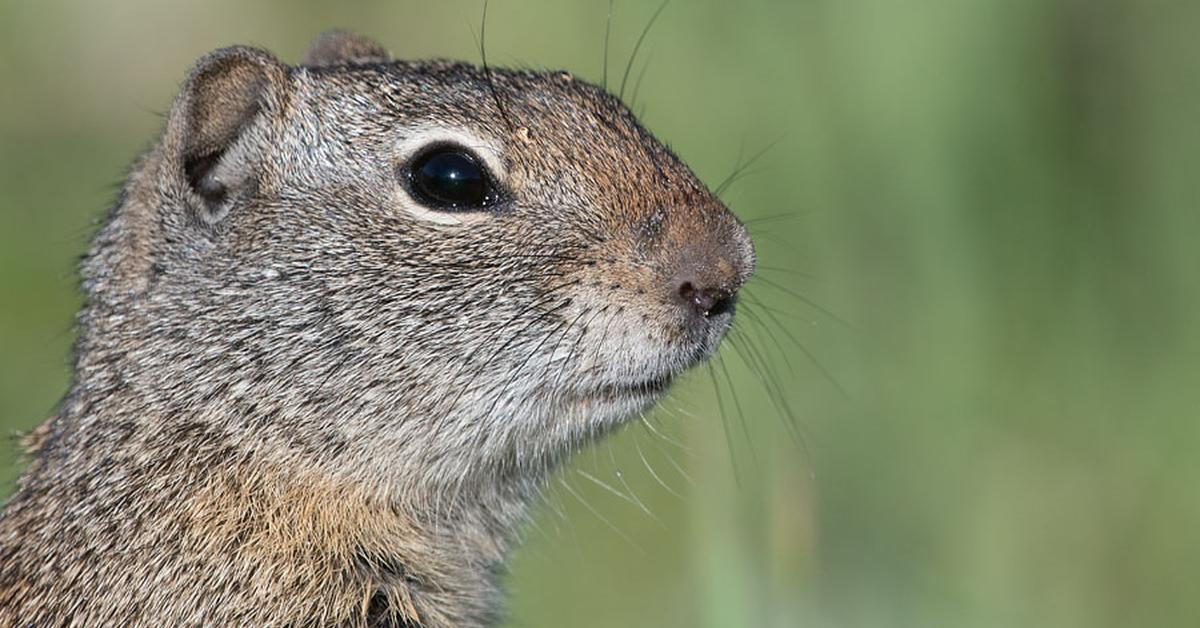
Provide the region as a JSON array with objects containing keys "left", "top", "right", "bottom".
[
  {"left": 301, "top": 30, "right": 392, "bottom": 67},
  {"left": 160, "top": 46, "right": 288, "bottom": 223}
]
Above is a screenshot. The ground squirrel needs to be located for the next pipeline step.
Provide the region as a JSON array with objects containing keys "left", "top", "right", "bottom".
[{"left": 0, "top": 30, "right": 755, "bottom": 627}]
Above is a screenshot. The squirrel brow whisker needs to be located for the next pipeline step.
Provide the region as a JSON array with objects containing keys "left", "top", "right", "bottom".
[
  {"left": 479, "top": 0, "right": 516, "bottom": 134},
  {"left": 619, "top": 0, "right": 670, "bottom": 103},
  {"left": 602, "top": 0, "right": 615, "bottom": 91}
]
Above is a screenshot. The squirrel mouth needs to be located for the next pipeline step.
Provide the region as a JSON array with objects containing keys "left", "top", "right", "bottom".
[{"left": 575, "top": 374, "right": 675, "bottom": 405}]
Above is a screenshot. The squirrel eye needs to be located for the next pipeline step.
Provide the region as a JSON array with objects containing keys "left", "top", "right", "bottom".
[{"left": 406, "top": 146, "right": 497, "bottom": 210}]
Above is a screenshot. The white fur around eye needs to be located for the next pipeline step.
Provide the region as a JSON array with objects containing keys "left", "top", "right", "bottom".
[{"left": 393, "top": 127, "right": 506, "bottom": 226}]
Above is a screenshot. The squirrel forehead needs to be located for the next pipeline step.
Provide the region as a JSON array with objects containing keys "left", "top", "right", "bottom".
[
  {"left": 295, "top": 61, "right": 701, "bottom": 197},
  {"left": 308, "top": 60, "right": 623, "bottom": 115}
]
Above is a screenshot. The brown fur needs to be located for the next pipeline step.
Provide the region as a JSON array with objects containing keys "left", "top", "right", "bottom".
[{"left": 0, "top": 31, "right": 753, "bottom": 626}]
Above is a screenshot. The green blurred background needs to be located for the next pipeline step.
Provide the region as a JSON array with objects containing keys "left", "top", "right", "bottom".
[{"left": 2, "top": 1, "right": 1198, "bottom": 626}]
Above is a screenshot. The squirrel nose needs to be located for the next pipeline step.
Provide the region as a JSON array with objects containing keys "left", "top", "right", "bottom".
[
  {"left": 677, "top": 280, "right": 738, "bottom": 319},
  {"left": 656, "top": 200, "right": 755, "bottom": 324}
]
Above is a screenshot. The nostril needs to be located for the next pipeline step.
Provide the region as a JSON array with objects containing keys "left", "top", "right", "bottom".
[
  {"left": 677, "top": 281, "right": 737, "bottom": 319},
  {"left": 707, "top": 290, "right": 737, "bottom": 318},
  {"left": 678, "top": 280, "right": 698, "bottom": 304}
]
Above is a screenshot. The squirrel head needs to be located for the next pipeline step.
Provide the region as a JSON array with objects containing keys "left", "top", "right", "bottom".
[{"left": 81, "top": 31, "right": 755, "bottom": 498}]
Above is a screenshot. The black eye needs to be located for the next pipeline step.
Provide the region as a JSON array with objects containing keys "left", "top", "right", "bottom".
[{"left": 406, "top": 146, "right": 498, "bottom": 210}]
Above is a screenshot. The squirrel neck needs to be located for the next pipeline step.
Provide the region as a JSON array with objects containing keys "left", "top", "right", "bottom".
[
  {"left": 8, "top": 378, "right": 544, "bottom": 627},
  {"left": 181, "top": 449, "right": 524, "bottom": 627}
]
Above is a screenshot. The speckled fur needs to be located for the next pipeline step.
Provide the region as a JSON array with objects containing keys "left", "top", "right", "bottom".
[{"left": 0, "top": 32, "right": 753, "bottom": 627}]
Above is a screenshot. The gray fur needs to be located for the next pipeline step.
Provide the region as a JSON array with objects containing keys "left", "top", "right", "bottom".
[{"left": 0, "top": 32, "right": 753, "bottom": 627}]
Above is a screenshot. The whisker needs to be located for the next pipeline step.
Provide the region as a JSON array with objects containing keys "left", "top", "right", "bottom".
[
  {"left": 715, "top": 137, "right": 783, "bottom": 197},
  {"left": 736, "top": 300, "right": 799, "bottom": 375},
  {"left": 662, "top": 403, "right": 699, "bottom": 422},
  {"left": 756, "top": 264, "right": 819, "bottom": 280},
  {"left": 558, "top": 476, "right": 642, "bottom": 551},
  {"left": 754, "top": 296, "right": 848, "bottom": 398},
  {"left": 619, "top": 0, "right": 670, "bottom": 102},
  {"left": 639, "top": 417, "right": 695, "bottom": 486},
  {"left": 716, "top": 352, "right": 760, "bottom": 476},
  {"left": 479, "top": 0, "right": 515, "bottom": 133},
  {"left": 705, "top": 361, "right": 742, "bottom": 488},
  {"left": 743, "top": 211, "right": 811, "bottom": 226},
  {"left": 629, "top": 51, "right": 655, "bottom": 111},
  {"left": 602, "top": 0, "right": 614, "bottom": 91},
  {"left": 716, "top": 167, "right": 767, "bottom": 198},
  {"left": 523, "top": 505, "right": 557, "bottom": 546},
  {"left": 433, "top": 290, "right": 577, "bottom": 414},
  {"left": 575, "top": 468, "right": 635, "bottom": 508},
  {"left": 632, "top": 430, "right": 683, "bottom": 500},
  {"left": 638, "top": 413, "right": 690, "bottom": 452},
  {"left": 550, "top": 306, "right": 611, "bottom": 394},
  {"left": 606, "top": 443, "right": 661, "bottom": 523},
  {"left": 577, "top": 458, "right": 662, "bottom": 527},
  {"left": 743, "top": 289, "right": 822, "bottom": 325},
  {"left": 541, "top": 482, "right": 585, "bottom": 560},
  {"left": 753, "top": 275, "right": 855, "bottom": 330},
  {"left": 727, "top": 326, "right": 806, "bottom": 449},
  {"left": 744, "top": 229, "right": 795, "bottom": 251},
  {"left": 537, "top": 305, "right": 594, "bottom": 390},
  {"left": 484, "top": 306, "right": 590, "bottom": 419},
  {"left": 460, "top": 307, "right": 575, "bottom": 426}
]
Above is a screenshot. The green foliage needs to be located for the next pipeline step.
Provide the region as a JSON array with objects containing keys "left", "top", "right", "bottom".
[{"left": 1, "top": 1, "right": 1197, "bottom": 626}]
